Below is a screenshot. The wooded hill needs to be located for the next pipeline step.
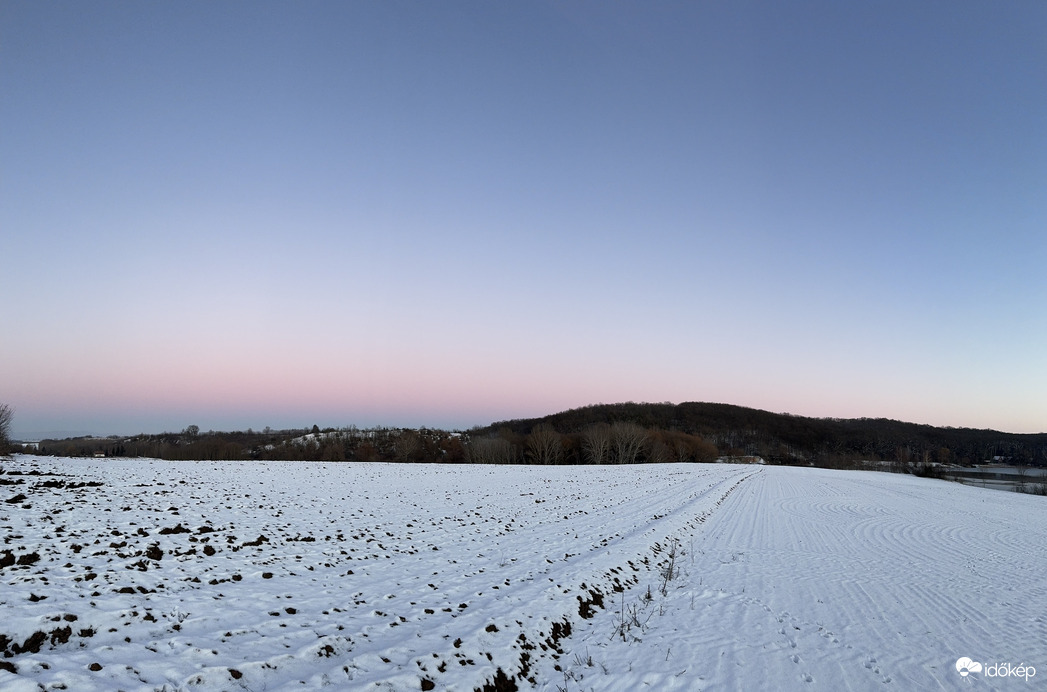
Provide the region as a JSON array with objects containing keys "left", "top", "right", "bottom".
[{"left": 475, "top": 402, "right": 1047, "bottom": 468}]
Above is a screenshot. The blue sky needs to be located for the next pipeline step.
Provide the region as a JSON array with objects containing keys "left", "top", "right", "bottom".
[{"left": 2, "top": 1, "right": 1045, "bottom": 437}]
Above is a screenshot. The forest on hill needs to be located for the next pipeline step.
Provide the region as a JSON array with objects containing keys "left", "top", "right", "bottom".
[
  {"left": 475, "top": 402, "right": 1047, "bottom": 468},
  {"left": 11, "top": 402, "right": 1046, "bottom": 470}
]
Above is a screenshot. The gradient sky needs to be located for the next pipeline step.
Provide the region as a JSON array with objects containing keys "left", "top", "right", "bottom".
[{"left": 3, "top": 1, "right": 1045, "bottom": 437}]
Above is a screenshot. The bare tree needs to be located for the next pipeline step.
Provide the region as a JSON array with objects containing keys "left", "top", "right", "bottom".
[
  {"left": 611, "top": 421, "right": 647, "bottom": 464},
  {"left": 646, "top": 438, "right": 671, "bottom": 465},
  {"left": 0, "top": 403, "right": 13, "bottom": 454},
  {"left": 320, "top": 436, "right": 346, "bottom": 462},
  {"left": 582, "top": 423, "right": 612, "bottom": 465},
  {"left": 671, "top": 433, "right": 693, "bottom": 463},
  {"left": 467, "top": 436, "right": 518, "bottom": 465},
  {"left": 893, "top": 445, "right": 911, "bottom": 473},
  {"left": 394, "top": 429, "right": 422, "bottom": 462},
  {"left": 693, "top": 437, "right": 720, "bottom": 463},
  {"left": 1014, "top": 444, "right": 1029, "bottom": 492},
  {"left": 525, "top": 424, "right": 563, "bottom": 465}
]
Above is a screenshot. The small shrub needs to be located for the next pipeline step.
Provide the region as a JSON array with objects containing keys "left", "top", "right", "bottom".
[{"left": 911, "top": 463, "right": 944, "bottom": 479}]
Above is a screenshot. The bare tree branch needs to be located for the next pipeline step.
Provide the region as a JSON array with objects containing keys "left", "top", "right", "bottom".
[
  {"left": 525, "top": 424, "right": 563, "bottom": 465},
  {"left": 0, "top": 403, "right": 13, "bottom": 454},
  {"left": 582, "top": 423, "right": 611, "bottom": 465},
  {"left": 611, "top": 422, "right": 646, "bottom": 464}
]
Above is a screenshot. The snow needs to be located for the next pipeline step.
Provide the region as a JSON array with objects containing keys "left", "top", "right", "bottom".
[{"left": 1, "top": 454, "right": 1043, "bottom": 691}]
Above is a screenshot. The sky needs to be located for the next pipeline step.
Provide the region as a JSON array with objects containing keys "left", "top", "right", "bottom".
[{"left": 2, "top": 1, "right": 1045, "bottom": 438}]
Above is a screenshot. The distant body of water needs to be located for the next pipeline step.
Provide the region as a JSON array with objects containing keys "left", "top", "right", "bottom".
[{"left": 943, "top": 466, "right": 1047, "bottom": 493}]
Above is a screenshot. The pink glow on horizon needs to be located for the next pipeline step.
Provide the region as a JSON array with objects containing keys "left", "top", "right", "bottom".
[
  {"left": 8, "top": 332, "right": 1043, "bottom": 434},
  {"left": 7, "top": 324, "right": 1044, "bottom": 434}
]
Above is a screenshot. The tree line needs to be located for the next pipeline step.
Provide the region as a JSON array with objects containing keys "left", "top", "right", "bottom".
[
  {"left": 17, "top": 421, "right": 717, "bottom": 466},
  {"left": 20, "top": 426, "right": 467, "bottom": 463},
  {"left": 9, "top": 401, "right": 1045, "bottom": 469}
]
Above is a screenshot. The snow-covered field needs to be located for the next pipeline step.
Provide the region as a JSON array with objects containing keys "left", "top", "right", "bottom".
[{"left": 1, "top": 454, "right": 1043, "bottom": 691}]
